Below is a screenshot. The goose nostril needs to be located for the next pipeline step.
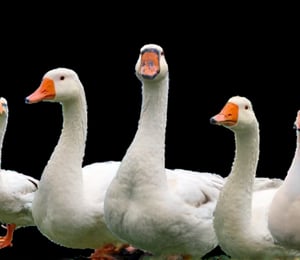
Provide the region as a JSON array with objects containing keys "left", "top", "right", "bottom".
[{"left": 210, "top": 117, "right": 217, "bottom": 125}]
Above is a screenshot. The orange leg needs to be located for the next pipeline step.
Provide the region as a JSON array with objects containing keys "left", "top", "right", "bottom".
[
  {"left": 0, "top": 223, "right": 16, "bottom": 249},
  {"left": 89, "top": 243, "right": 131, "bottom": 260}
]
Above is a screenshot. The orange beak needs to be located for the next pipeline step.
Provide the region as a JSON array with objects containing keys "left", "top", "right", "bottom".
[
  {"left": 25, "top": 78, "right": 56, "bottom": 104},
  {"left": 0, "top": 103, "right": 4, "bottom": 114},
  {"left": 211, "top": 102, "right": 239, "bottom": 126},
  {"left": 139, "top": 50, "right": 160, "bottom": 79}
]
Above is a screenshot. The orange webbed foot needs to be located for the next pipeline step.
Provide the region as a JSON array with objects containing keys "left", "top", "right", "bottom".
[
  {"left": 0, "top": 224, "right": 16, "bottom": 249},
  {"left": 89, "top": 243, "right": 120, "bottom": 260},
  {"left": 89, "top": 243, "right": 140, "bottom": 260}
]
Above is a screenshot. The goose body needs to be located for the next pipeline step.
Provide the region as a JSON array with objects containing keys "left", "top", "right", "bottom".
[
  {"left": 25, "top": 68, "right": 134, "bottom": 259},
  {"left": 210, "top": 96, "right": 300, "bottom": 259},
  {"left": 0, "top": 97, "right": 39, "bottom": 249},
  {"left": 104, "top": 44, "right": 225, "bottom": 259},
  {"left": 268, "top": 110, "right": 300, "bottom": 250}
]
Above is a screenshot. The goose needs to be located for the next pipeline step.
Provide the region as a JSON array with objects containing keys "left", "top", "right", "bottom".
[
  {"left": 24, "top": 68, "right": 139, "bottom": 259},
  {"left": 210, "top": 95, "right": 300, "bottom": 259},
  {"left": 0, "top": 97, "right": 39, "bottom": 249},
  {"left": 103, "top": 43, "right": 226, "bottom": 259},
  {"left": 268, "top": 110, "right": 300, "bottom": 250}
]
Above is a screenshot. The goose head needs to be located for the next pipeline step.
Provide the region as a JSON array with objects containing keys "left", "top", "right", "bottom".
[
  {"left": 0, "top": 97, "right": 8, "bottom": 142},
  {"left": 0, "top": 97, "right": 8, "bottom": 117},
  {"left": 0, "top": 97, "right": 8, "bottom": 155},
  {"left": 210, "top": 95, "right": 257, "bottom": 132},
  {"left": 293, "top": 110, "right": 300, "bottom": 131},
  {"left": 135, "top": 43, "right": 168, "bottom": 82},
  {"left": 25, "top": 68, "right": 83, "bottom": 104}
]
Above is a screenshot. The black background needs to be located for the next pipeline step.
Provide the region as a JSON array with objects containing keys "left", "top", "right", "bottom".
[{"left": 0, "top": 3, "right": 299, "bottom": 259}]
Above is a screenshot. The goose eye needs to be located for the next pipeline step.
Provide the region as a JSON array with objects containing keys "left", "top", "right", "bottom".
[
  {"left": 161, "top": 51, "right": 164, "bottom": 56},
  {"left": 60, "top": 76, "right": 65, "bottom": 80},
  {"left": 245, "top": 105, "right": 249, "bottom": 110}
]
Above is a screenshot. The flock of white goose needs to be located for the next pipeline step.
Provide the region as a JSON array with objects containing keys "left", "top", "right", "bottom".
[{"left": 0, "top": 43, "right": 300, "bottom": 260}]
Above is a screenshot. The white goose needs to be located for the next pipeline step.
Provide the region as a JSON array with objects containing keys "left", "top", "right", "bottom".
[
  {"left": 25, "top": 68, "right": 136, "bottom": 259},
  {"left": 268, "top": 110, "right": 300, "bottom": 250},
  {"left": 210, "top": 95, "right": 300, "bottom": 259},
  {"left": 103, "top": 43, "right": 225, "bottom": 259},
  {"left": 0, "top": 97, "right": 39, "bottom": 249}
]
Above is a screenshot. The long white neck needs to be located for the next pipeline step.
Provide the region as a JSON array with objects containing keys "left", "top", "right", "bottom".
[
  {"left": 214, "top": 123, "right": 262, "bottom": 253},
  {"left": 0, "top": 114, "right": 7, "bottom": 170},
  {"left": 117, "top": 75, "right": 169, "bottom": 190},
  {"left": 38, "top": 93, "right": 87, "bottom": 206},
  {"left": 282, "top": 129, "right": 300, "bottom": 195}
]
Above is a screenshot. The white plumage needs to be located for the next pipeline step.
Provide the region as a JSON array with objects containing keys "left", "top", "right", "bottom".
[
  {"left": 0, "top": 97, "right": 39, "bottom": 249},
  {"left": 268, "top": 110, "right": 300, "bottom": 250},
  {"left": 25, "top": 68, "right": 134, "bottom": 259},
  {"left": 210, "top": 95, "right": 300, "bottom": 259},
  {"left": 104, "top": 44, "right": 225, "bottom": 259}
]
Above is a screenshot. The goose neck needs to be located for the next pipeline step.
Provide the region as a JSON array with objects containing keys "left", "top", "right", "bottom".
[
  {"left": 214, "top": 125, "right": 260, "bottom": 251},
  {"left": 119, "top": 76, "right": 169, "bottom": 187},
  {"left": 0, "top": 116, "right": 7, "bottom": 169},
  {"left": 40, "top": 96, "right": 87, "bottom": 193}
]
